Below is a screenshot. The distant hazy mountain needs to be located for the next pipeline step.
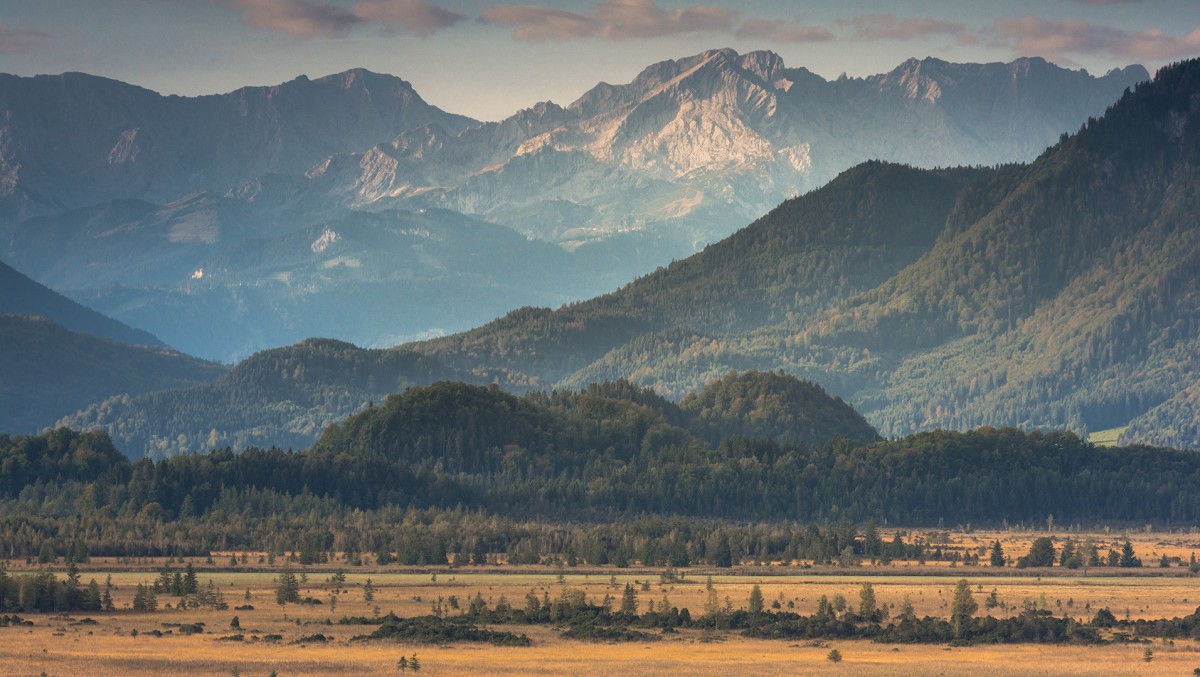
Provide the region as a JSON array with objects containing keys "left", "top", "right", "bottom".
[
  {"left": 1, "top": 314, "right": 223, "bottom": 434},
  {"left": 0, "top": 69, "right": 475, "bottom": 224},
  {"left": 7, "top": 203, "right": 595, "bottom": 360},
  {"left": 1, "top": 258, "right": 161, "bottom": 346},
  {"left": 1, "top": 53, "right": 1145, "bottom": 361}
]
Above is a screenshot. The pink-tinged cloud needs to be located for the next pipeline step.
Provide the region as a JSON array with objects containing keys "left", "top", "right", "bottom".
[
  {"left": 479, "top": 5, "right": 595, "bottom": 40},
  {"left": 839, "top": 13, "right": 967, "bottom": 41},
  {"left": 224, "top": 0, "right": 462, "bottom": 38},
  {"left": 227, "top": 0, "right": 361, "bottom": 38},
  {"left": 735, "top": 16, "right": 833, "bottom": 43},
  {"left": 992, "top": 15, "right": 1200, "bottom": 61},
  {"left": 0, "top": 21, "right": 52, "bottom": 53},
  {"left": 481, "top": 0, "right": 737, "bottom": 41},
  {"left": 353, "top": 0, "right": 466, "bottom": 37}
]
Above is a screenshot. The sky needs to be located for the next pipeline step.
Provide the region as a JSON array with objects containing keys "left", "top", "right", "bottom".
[{"left": 1, "top": 0, "right": 1199, "bottom": 121}]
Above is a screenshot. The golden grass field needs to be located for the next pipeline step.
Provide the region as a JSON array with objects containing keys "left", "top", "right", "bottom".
[{"left": 2, "top": 529, "right": 1198, "bottom": 676}]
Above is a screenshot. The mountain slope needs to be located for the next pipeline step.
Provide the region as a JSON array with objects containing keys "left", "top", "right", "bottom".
[
  {"left": 0, "top": 258, "right": 161, "bottom": 346},
  {"left": 407, "top": 58, "right": 1200, "bottom": 446},
  {"left": 0, "top": 314, "right": 222, "bottom": 434},
  {"left": 412, "top": 161, "right": 988, "bottom": 388}
]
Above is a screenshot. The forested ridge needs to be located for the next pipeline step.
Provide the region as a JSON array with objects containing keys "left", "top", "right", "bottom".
[
  {"left": 5, "top": 376, "right": 1200, "bottom": 560},
  {"left": 0, "top": 314, "right": 224, "bottom": 434}
]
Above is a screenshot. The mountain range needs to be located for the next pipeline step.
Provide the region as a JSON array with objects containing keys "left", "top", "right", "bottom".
[
  {"left": 1, "top": 50, "right": 1146, "bottom": 361},
  {"left": 50, "top": 56, "right": 1200, "bottom": 456}
]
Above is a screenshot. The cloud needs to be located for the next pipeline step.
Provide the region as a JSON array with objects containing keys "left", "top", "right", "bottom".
[
  {"left": 0, "top": 21, "right": 52, "bottom": 53},
  {"left": 223, "top": 0, "right": 462, "bottom": 38},
  {"left": 227, "top": 0, "right": 361, "bottom": 38},
  {"left": 735, "top": 16, "right": 832, "bottom": 43},
  {"left": 992, "top": 15, "right": 1200, "bottom": 61},
  {"left": 479, "top": 5, "right": 594, "bottom": 40},
  {"left": 353, "top": 0, "right": 466, "bottom": 36},
  {"left": 1071, "top": 0, "right": 1143, "bottom": 4},
  {"left": 481, "top": 0, "right": 738, "bottom": 41},
  {"left": 838, "top": 13, "right": 968, "bottom": 41}
]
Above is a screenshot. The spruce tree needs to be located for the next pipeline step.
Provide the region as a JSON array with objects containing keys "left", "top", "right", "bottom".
[{"left": 988, "top": 540, "right": 1008, "bottom": 566}]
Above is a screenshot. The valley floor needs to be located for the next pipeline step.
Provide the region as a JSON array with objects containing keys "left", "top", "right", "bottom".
[{"left": 3, "top": 531, "right": 1198, "bottom": 675}]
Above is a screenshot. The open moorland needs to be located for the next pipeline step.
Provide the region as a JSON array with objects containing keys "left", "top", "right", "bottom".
[{"left": 3, "top": 529, "right": 1199, "bottom": 676}]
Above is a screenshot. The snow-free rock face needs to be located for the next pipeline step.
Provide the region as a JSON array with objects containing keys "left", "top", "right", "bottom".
[{"left": 301, "top": 50, "right": 1146, "bottom": 247}]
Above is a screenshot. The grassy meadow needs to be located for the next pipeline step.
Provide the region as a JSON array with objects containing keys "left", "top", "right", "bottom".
[{"left": 2, "top": 529, "right": 1198, "bottom": 676}]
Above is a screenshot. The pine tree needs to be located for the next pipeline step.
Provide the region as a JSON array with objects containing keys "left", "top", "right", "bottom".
[
  {"left": 363, "top": 578, "right": 376, "bottom": 602},
  {"left": 275, "top": 567, "right": 300, "bottom": 605},
  {"left": 183, "top": 563, "right": 199, "bottom": 595},
  {"left": 989, "top": 540, "right": 1006, "bottom": 567},
  {"left": 1119, "top": 541, "right": 1142, "bottom": 568}
]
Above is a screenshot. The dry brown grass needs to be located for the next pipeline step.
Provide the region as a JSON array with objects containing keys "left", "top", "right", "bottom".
[{"left": 2, "top": 528, "right": 1198, "bottom": 676}]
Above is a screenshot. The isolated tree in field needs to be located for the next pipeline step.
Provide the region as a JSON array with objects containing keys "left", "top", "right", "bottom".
[
  {"left": 826, "top": 649, "right": 842, "bottom": 663},
  {"left": 950, "top": 579, "right": 978, "bottom": 639},
  {"left": 858, "top": 582, "right": 876, "bottom": 619},
  {"left": 989, "top": 540, "right": 1005, "bottom": 567},
  {"left": 275, "top": 567, "right": 300, "bottom": 605},
  {"left": 1119, "top": 540, "right": 1142, "bottom": 568},
  {"left": 1017, "top": 537, "right": 1055, "bottom": 568},
  {"left": 363, "top": 578, "right": 376, "bottom": 602},
  {"left": 748, "top": 584, "right": 764, "bottom": 615},
  {"left": 409, "top": 654, "right": 421, "bottom": 672}
]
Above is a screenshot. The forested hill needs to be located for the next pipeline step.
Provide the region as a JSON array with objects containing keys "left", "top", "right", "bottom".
[
  {"left": 6, "top": 380, "right": 1200, "bottom": 555},
  {"left": 57, "top": 338, "right": 472, "bottom": 459},
  {"left": 0, "top": 315, "right": 223, "bottom": 434},
  {"left": 406, "top": 58, "right": 1200, "bottom": 446},
  {"left": 314, "top": 372, "right": 879, "bottom": 470}
]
